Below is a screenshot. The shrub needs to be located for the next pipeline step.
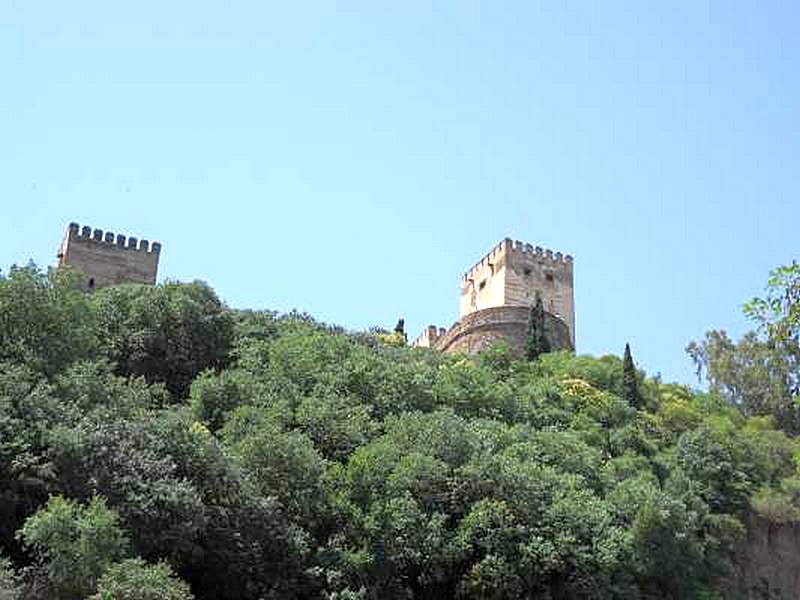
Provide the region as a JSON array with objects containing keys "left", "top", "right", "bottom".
[
  {"left": 18, "top": 496, "right": 129, "bottom": 599},
  {"left": 90, "top": 558, "right": 194, "bottom": 600}
]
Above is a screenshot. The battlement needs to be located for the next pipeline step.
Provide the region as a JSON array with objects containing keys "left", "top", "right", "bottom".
[
  {"left": 65, "top": 222, "right": 161, "bottom": 254},
  {"left": 462, "top": 238, "right": 572, "bottom": 283},
  {"left": 58, "top": 222, "right": 161, "bottom": 289},
  {"left": 411, "top": 324, "right": 447, "bottom": 348}
]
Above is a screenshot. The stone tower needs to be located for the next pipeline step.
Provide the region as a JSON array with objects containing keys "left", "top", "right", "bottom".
[
  {"left": 459, "top": 238, "right": 575, "bottom": 346},
  {"left": 57, "top": 222, "right": 161, "bottom": 290},
  {"left": 413, "top": 238, "right": 575, "bottom": 355}
]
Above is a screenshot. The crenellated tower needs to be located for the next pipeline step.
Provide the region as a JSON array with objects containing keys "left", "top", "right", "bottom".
[
  {"left": 57, "top": 222, "right": 161, "bottom": 290},
  {"left": 413, "top": 238, "right": 575, "bottom": 355},
  {"left": 459, "top": 238, "right": 575, "bottom": 346}
]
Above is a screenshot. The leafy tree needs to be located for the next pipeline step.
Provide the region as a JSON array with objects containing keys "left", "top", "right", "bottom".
[
  {"left": 622, "top": 343, "right": 643, "bottom": 410},
  {"left": 689, "top": 262, "right": 800, "bottom": 434},
  {"left": 687, "top": 330, "right": 800, "bottom": 434},
  {"left": 525, "top": 294, "right": 550, "bottom": 362},
  {"left": 0, "top": 364, "right": 76, "bottom": 550},
  {"left": 221, "top": 410, "right": 329, "bottom": 528},
  {"left": 90, "top": 558, "right": 194, "bottom": 600},
  {"left": 0, "top": 265, "right": 96, "bottom": 376},
  {"left": 629, "top": 490, "right": 706, "bottom": 597},
  {"left": 147, "top": 413, "right": 314, "bottom": 600},
  {"left": 744, "top": 262, "right": 800, "bottom": 343},
  {"left": 0, "top": 553, "right": 21, "bottom": 600},
  {"left": 189, "top": 369, "right": 260, "bottom": 432},
  {"left": 18, "top": 495, "right": 129, "bottom": 599},
  {"left": 91, "top": 281, "right": 234, "bottom": 398},
  {"left": 48, "top": 416, "right": 205, "bottom": 564},
  {"left": 296, "top": 393, "right": 377, "bottom": 462},
  {"left": 673, "top": 422, "right": 756, "bottom": 515},
  {"left": 1, "top": 260, "right": 796, "bottom": 598},
  {"left": 52, "top": 359, "right": 169, "bottom": 416},
  {"left": 751, "top": 478, "right": 800, "bottom": 523}
]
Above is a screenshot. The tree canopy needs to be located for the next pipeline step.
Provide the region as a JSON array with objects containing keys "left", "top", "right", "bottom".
[{"left": 0, "top": 262, "right": 798, "bottom": 599}]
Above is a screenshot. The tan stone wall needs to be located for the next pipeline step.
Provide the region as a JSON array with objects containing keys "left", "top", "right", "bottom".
[
  {"left": 458, "top": 239, "right": 575, "bottom": 346},
  {"left": 411, "top": 325, "right": 438, "bottom": 348},
  {"left": 58, "top": 223, "right": 160, "bottom": 290},
  {"left": 434, "top": 306, "right": 572, "bottom": 356},
  {"left": 504, "top": 242, "right": 574, "bottom": 346},
  {"left": 459, "top": 240, "right": 508, "bottom": 316}
]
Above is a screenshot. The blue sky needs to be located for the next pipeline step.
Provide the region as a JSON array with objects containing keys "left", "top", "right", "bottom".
[{"left": 2, "top": 1, "right": 798, "bottom": 385}]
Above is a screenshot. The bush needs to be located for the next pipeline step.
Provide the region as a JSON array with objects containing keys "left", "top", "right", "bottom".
[
  {"left": 189, "top": 369, "right": 260, "bottom": 431},
  {"left": 0, "top": 553, "right": 21, "bottom": 600},
  {"left": 91, "top": 281, "right": 234, "bottom": 398},
  {"left": 90, "top": 558, "right": 194, "bottom": 600},
  {"left": 18, "top": 496, "right": 129, "bottom": 599}
]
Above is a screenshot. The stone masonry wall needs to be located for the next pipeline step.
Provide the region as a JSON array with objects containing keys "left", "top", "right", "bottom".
[
  {"left": 504, "top": 242, "right": 574, "bottom": 346},
  {"left": 58, "top": 223, "right": 161, "bottom": 290},
  {"left": 434, "top": 306, "right": 572, "bottom": 356},
  {"left": 459, "top": 241, "right": 508, "bottom": 317},
  {"left": 458, "top": 239, "right": 575, "bottom": 346}
]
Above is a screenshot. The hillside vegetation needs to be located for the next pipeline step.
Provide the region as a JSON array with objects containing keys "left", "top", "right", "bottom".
[{"left": 1, "top": 264, "right": 800, "bottom": 599}]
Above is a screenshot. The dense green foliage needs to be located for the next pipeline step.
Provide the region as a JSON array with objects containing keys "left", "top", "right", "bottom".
[
  {"left": 90, "top": 559, "right": 194, "bottom": 600},
  {"left": 744, "top": 262, "right": 800, "bottom": 344},
  {"left": 689, "top": 262, "right": 800, "bottom": 435},
  {"left": 0, "top": 552, "right": 21, "bottom": 600},
  {"left": 18, "top": 495, "right": 129, "bottom": 599},
  {"left": 1, "top": 263, "right": 799, "bottom": 598}
]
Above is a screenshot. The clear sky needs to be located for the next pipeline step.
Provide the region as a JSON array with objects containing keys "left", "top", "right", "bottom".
[{"left": 2, "top": 1, "right": 798, "bottom": 385}]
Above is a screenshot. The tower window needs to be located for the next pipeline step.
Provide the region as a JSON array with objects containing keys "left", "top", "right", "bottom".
[
  {"left": 478, "top": 280, "right": 486, "bottom": 290},
  {"left": 523, "top": 268, "right": 532, "bottom": 276},
  {"left": 546, "top": 273, "right": 554, "bottom": 283},
  {"left": 88, "top": 278, "right": 95, "bottom": 289}
]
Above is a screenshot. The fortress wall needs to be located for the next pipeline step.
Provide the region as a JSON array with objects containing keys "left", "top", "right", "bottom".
[
  {"left": 504, "top": 241, "right": 575, "bottom": 345},
  {"left": 58, "top": 222, "right": 161, "bottom": 289},
  {"left": 434, "top": 305, "right": 572, "bottom": 356},
  {"left": 459, "top": 240, "right": 509, "bottom": 317},
  {"left": 412, "top": 325, "right": 440, "bottom": 348}
]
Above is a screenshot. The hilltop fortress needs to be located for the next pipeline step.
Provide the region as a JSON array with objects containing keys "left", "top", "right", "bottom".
[
  {"left": 413, "top": 238, "right": 575, "bottom": 355},
  {"left": 57, "top": 222, "right": 161, "bottom": 290},
  {"left": 56, "top": 224, "right": 573, "bottom": 355}
]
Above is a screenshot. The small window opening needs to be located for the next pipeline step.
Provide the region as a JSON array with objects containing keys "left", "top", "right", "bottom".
[
  {"left": 545, "top": 273, "right": 554, "bottom": 283},
  {"left": 478, "top": 280, "right": 486, "bottom": 291},
  {"left": 523, "top": 268, "right": 532, "bottom": 276},
  {"left": 88, "top": 278, "right": 95, "bottom": 289}
]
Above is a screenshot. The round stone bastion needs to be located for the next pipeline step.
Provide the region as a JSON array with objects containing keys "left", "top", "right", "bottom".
[{"left": 434, "top": 306, "right": 573, "bottom": 356}]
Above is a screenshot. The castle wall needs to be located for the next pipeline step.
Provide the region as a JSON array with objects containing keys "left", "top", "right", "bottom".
[
  {"left": 504, "top": 242, "right": 574, "bottom": 346},
  {"left": 58, "top": 223, "right": 161, "bottom": 290},
  {"left": 412, "top": 325, "right": 440, "bottom": 348},
  {"left": 459, "top": 240, "right": 508, "bottom": 317},
  {"left": 433, "top": 306, "right": 572, "bottom": 356}
]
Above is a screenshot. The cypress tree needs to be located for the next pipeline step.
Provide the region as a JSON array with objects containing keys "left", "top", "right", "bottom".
[
  {"left": 525, "top": 294, "right": 551, "bottom": 361},
  {"left": 623, "top": 343, "right": 643, "bottom": 409}
]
